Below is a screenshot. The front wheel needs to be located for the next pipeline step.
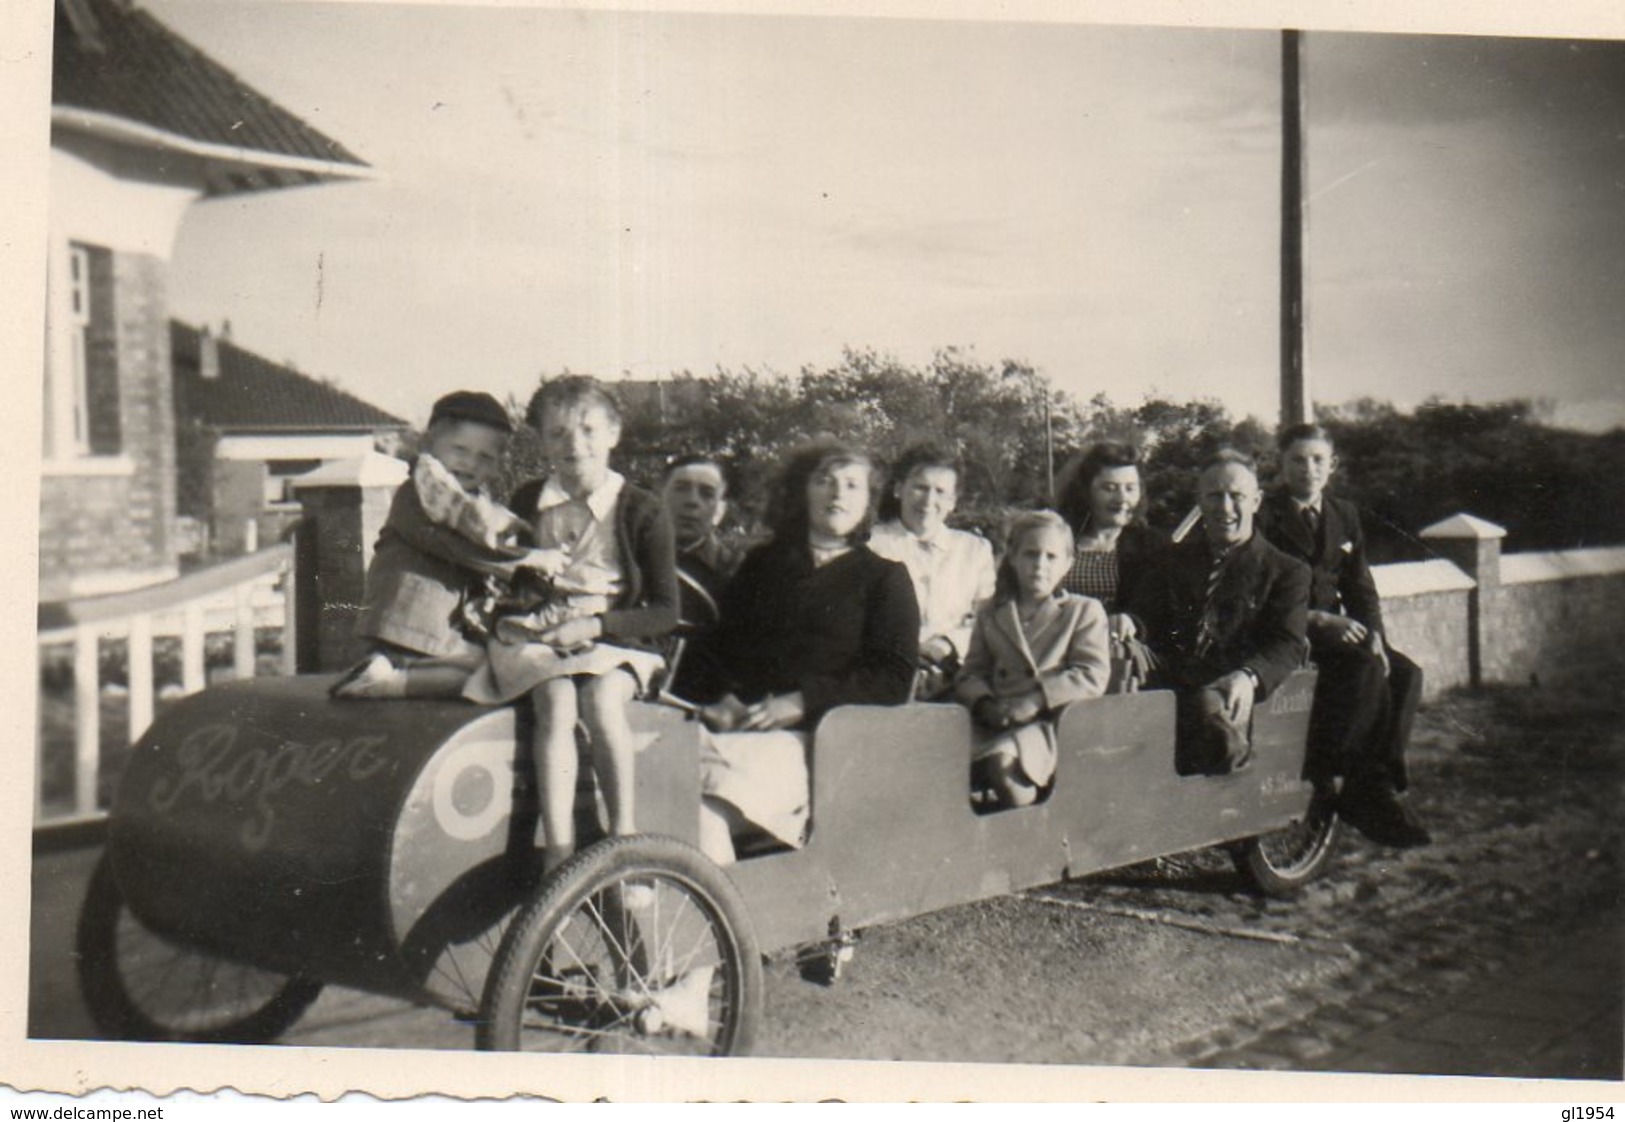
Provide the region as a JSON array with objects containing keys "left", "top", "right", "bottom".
[
  {"left": 477, "top": 835, "right": 763, "bottom": 1057},
  {"left": 1230, "top": 794, "right": 1340, "bottom": 897},
  {"left": 76, "top": 855, "right": 323, "bottom": 1043}
]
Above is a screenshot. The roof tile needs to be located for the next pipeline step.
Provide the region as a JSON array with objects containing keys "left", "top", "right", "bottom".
[
  {"left": 172, "top": 321, "right": 407, "bottom": 432},
  {"left": 53, "top": 0, "right": 367, "bottom": 170}
]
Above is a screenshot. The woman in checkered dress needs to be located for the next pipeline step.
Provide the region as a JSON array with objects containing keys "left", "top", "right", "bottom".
[{"left": 1055, "top": 442, "right": 1170, "bottom": 691}]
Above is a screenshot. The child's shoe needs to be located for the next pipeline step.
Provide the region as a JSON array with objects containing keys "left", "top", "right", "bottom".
[
  {"left": 329, "top": 653, "right": 406, "bottom": 699},
  {"left": 647, "top": 966, "right": 714, "bottom": 1040},
  {"left": 618, "top": 882, "right": 658, "bottom": 911}
]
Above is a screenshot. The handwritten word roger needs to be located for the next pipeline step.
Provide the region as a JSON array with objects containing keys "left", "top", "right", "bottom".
[{"left": 147, "top": 723, "right": 389, "bottom": 851}]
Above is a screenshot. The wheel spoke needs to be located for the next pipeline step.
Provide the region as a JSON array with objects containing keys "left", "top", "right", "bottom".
[
  {"left": 123, "top": 922, "right": 189, "bottom": 1007},
  {"left": 635, "top": 882, "right": 723, "bottom": 985},
  {"left": 583, "top": 892, "right": 658, "bottom": 1006},
  {"left": 518, "top": 913, "right": 643, "bottom": 1044},
  {"left": 537, "top": 915, "right": 610, "bottom": 995},
  {"left": 649, "top": 885, "right": 696, "bottom": 979},
  {"left": 665, "top": 916, "right": 721, "bottom": 983},
  {"left": 431, "top": 940, "right": 484, "bottom": 1012},
  {"left": 520, "top": 998, "right": 644, "bottom": 1051},
  {"left": 516, "top": 1013, "right": 601, "bottom": 1052}
]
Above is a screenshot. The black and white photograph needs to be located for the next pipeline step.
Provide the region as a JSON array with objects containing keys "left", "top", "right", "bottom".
[{"left": 8, "top": 0, "right": 1624, "bottom": 1104}]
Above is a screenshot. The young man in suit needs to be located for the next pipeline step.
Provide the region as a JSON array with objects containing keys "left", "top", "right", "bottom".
[
  {"left": 660, "top": 454, "right": 744, "bottom": 702},
  {"left": 662, "top": 455, "right": 742, "bottom": 625},
  {"left": 1127, "top": 449, "right": 1311, "bottom": 775},
  {"left": 1258, "top": 424, "right": 1430, "bottom": 848}
]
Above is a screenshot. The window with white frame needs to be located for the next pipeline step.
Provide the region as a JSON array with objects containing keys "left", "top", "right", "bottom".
[{"left": 44, "top": 239, "right": 121, "bottom": 460}]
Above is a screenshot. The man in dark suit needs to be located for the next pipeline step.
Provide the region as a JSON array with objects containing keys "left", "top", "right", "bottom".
[
  {"left": 1258, "top": 424, "right": 1430, "bottom": 848},
  {"left": 1127, "top": 449, "right": 1310, "bottom": 774}
]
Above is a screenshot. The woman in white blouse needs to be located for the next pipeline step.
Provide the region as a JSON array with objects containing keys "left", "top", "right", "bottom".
[{"left": 868, "top": 444, "right": 998, "bottom": 699}]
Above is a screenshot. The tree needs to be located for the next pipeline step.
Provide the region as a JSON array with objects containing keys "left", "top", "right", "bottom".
[
  {"left": 1317, "top": 398, "right": 1625, "bottom": 560},
  {"left": 481, "top": 366, "right": 1621, "bottom": 558}
]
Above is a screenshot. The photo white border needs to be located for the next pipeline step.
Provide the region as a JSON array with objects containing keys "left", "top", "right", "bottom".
[{"left": 3, "top": 0, "right": 1621, "bottom": 1103}]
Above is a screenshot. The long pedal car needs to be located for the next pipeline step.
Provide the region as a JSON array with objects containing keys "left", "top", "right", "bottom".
[{"left": 77, "top": 669, "right": 1334, "bottom": 1056}]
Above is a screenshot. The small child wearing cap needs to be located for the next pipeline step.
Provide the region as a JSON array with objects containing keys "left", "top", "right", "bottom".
[{"left": 333, "top": 390, "right": 559, "bottom": 699}]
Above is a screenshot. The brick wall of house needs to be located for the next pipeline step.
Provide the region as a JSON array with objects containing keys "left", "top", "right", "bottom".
[
  {"left": 38, "top": 473, "right": 152, "bottom": 599},
  {"left": 117, "top": 252, "right": 176, "bottom": 567},
  {"left": 38, "top": 250, "right": 177, "bottom": 601}
]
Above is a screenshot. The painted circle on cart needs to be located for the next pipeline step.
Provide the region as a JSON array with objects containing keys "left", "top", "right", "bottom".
[{"left": 431, "top": 738, "right": 514, "bottom": 841}]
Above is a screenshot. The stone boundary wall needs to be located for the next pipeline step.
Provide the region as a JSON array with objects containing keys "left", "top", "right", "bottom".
[
  {"left": 1373, "top": 543, "right": 1625, "bottom": 699},
  {"left": 1487, "top": 550, "right": 1625, "bottom": 687},
  {"left": 1373, "top": 589, "right": 1474, "bottom": 700}
]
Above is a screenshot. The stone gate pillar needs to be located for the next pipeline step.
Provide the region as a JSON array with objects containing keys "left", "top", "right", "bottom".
[
  {"left": 290, "top": 452, "right": 408, "bottom": 672},
  {"left": 1420, "top": 513, "right": 1505, "bottom": 688}
]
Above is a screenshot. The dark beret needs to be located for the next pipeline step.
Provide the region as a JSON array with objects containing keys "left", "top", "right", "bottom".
[{"left": 428, "top": 390, "right": 512, "bottom": 433}]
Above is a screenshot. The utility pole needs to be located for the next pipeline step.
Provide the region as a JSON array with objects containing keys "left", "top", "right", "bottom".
[{"left": 1281, "top": 28, "right": 1309, "bottom": 429}]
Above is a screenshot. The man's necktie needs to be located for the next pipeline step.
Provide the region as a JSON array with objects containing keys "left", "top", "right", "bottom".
[
  {"left": 1195, "top": 550, "right": 1227, "bottom": 658},
  {"left": 1302, "top": 504, "right": 1320, "bottom": 539}
]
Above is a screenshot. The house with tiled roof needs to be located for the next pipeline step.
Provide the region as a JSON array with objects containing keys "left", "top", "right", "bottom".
[
  {"left": 171, "top": 321, "right": 407, "bottom": 556},
  {"left": 41, "top": 0, "right": 371, "bottom": 600}
]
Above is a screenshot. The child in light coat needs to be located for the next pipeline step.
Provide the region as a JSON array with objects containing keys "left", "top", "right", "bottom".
[{"left": 956, "top": 510, "right": 1111, "bottom": 808}]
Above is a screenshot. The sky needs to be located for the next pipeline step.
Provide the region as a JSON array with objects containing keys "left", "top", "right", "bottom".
[{"left": 136, "top": 1, "right": 1625, "bottom": 432}]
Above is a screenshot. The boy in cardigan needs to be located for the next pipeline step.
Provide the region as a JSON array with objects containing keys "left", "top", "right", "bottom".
[{"left": 334, "top": 390, "right": 550, "bottom": 699}]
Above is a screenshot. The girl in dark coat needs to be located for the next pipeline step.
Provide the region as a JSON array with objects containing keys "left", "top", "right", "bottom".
[{"left": 697, "top": 439, "right": 919, "bottom": 863}]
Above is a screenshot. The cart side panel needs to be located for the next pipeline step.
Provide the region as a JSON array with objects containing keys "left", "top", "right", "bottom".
[
  {"left": 731, "top": 699, "right": 1182, "bottom": 953},
  {"left": 979, "top": 688, "right": 1179, "bottom": 881},
  {"left": 384, "top": 709, "right": 527, "bottom": 1011},
  {"left": 727, "top": 704, "right": 981, "bottom": 953},
  {"left": 731, "top": 671, "right": 1319, "bottom": 954},
  {"left": 1058, "top": 670, "right": 1318, "bottom": 870}
]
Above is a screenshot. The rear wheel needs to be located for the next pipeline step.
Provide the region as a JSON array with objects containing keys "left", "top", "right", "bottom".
[
  {"left": 76, "top": 855, "right": 323, "bottom": 1043},
  {"left": 1231, "top": 794, "right": 1340, "bottom": 897},
  {"left": 477, "top": 835, "right": 762, "bottom": 1057}
]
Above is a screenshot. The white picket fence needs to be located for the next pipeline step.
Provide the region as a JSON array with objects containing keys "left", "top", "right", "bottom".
[{"left": 36, "top": 544, "right": 296, "bottom": 826}]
